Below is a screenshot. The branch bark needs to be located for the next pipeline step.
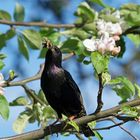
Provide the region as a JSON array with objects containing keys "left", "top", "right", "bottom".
[
  {"left": 0, "top": 20, "right": 75, "bottom": 28},
  {"left": 1, "top": 98, "right": 140, "bottom": 140},
  {"left": 94, "top": 73, "right": 103, "bottom": 114}
]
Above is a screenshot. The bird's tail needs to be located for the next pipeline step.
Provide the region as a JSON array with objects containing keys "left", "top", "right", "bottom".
[{"left": 80, "top": 124, "right": 95, "bottom": 137}]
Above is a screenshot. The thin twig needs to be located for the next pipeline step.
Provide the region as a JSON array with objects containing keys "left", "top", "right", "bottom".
[
  {"left": 110, "top": 119, "right": 139, "bottom": 140},
  {"left": 0, "top": 20, "right": 75, "bottom": 28},
  {"left": 22, "top": 85, "right": 45, "bottom": 106},
  {"left": 94, "top": 121, "right": 127, "bottom": 130},
  {"left": 93, "top": 73, "right": 104, "bottom": 114}
]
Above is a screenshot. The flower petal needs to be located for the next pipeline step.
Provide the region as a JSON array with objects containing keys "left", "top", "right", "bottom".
[
  {"left": 0, "top": 87, "right": 4, "bottom": 95},
  {"left": 0, "top": 73, "right": 4, "bottom": 81},
  {"left": 83, "top": 39, "right": 97, "bottom": 51}
]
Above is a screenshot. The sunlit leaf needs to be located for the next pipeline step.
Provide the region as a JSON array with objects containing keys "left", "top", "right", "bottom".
[
  {"left": 88, "top": 121, "right": 96, "bottom": 128},
  {"left": 102, "top": 72, "right": 111, "bottom": 85},
  {"left": 61, "top": 39, "right": 79, "bottom": 53},
  {"left": 90, "top": 0, "right": 107, "bottom": 7},
  {"left": 94, "top": 131, "right": 103, "bottom": 140},
  {"left": 109, "top": 76, "right": 135, "bottom": 102},
  {"left": 5, "top": 28, "right": 16, "bottom": 40},
  {"left": 91, "top": 52, "right": 109, "bottom": 74},
  {"left": 18, "top": 36, "right": 29, "bottom": 60},
  {"left": 0, "top": 95, "right": 9, "bottom": 120},
  {"left": 0, "top": 10, "right": 11, "bottom": 20},
  {"left": 13, "top": 113, "right": 31, "bottom": 134},
  {"left": 38, "top": 89, "right": 48, "bottom": 104},
  {"left": 67, "top": 121, "right": 79, "bottom": 132},
  {"left": 121, "top": 106, "right": 138, "bottom": 117},
  {"left": 14, "top": 3, "right": 25, "bottom": 21},
  {"left": 0, "top": 60, "right": 5, "bottom": 70},
  {"left": 40, "top": 28, "right": 60, "bottom": 45},
  {"left": 134, "top": 84, "right": 140, "bottom": 98},
  {"left": 10, "top": 96, "right": 28, "bottom": 106},
  {"left": 22, "top": 29, "right": 42, "bottom": 49},
  {"left": 9, "top": 70, "right": 15, "bottom": 80},
  {"left": 75, "top": 2, "right": 95, "bottom": 23}
]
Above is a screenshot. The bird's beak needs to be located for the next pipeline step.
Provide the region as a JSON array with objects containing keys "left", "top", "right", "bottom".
[{"left": 42, "top": 38, "right": 53, "bottom": 49}]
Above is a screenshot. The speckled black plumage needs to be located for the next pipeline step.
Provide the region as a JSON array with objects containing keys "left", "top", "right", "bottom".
[{"left": 41, "top": 46, "right": 94, "bottom": 137}]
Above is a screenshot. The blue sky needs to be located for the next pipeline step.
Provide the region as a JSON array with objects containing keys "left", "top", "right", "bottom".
[{"left": 0, "top": 0, "right": 140, "bottom": 139}]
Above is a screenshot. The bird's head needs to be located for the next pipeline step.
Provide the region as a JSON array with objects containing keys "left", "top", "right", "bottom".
[{"left": 42, "top": 38, "right": 62, "bottom": 66}]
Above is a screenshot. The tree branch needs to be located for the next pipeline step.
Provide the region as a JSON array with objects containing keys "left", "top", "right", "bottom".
[
  {"left": 0, "top": 20, "right": 75, "bottom": 28},
  {"left": 1, "top": 98, "right": 140, "bottom": 140},
  {"left": 93, "top": 73, "right": 104, "bottom": 114},
  {"left": 110, "top": 119, "right": 139, "bottom": 140}
]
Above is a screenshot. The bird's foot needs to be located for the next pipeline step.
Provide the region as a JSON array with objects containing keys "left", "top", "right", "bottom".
[
  {"left": 68, "top": 115, "right": 77, "bottom": 121},
  {"left": 51, "top": 118, "right": 61, "bottom": 126}
]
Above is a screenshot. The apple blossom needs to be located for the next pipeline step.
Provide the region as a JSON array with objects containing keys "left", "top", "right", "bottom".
[
  {"left": 83, "top": 39, "right": 97, "bottom": 52},
  {"left": 0, "top": 73, "right": 5, "bottom": 95}
]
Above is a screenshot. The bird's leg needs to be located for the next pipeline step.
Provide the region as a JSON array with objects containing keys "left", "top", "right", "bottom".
[
  {"left": 68, "top": 115, "right": 77, "bottom": 121},
  {"left": 51, "top": 118, "right": 61, "bottom": 125},
  {"left": 48, "top": 118, "right": 61, "bottom": 136}
]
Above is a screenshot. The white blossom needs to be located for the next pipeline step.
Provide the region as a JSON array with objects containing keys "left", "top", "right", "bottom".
[
  {"left": 0, "top": 73, "right": 5, "bottom": 95},
  {"left": 96, "top": 20, "right": 122, "bottom": 36},
  {"left": 83, "top": 39, "right": 97, "bottom": 52},
  {"left": 83, "top": 34, "right": 121, "bottom": 55}
]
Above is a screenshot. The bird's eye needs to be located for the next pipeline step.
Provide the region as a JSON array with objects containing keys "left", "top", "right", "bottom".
[{"left": 54, "top": 47, "right": 59, "bottom": 52}]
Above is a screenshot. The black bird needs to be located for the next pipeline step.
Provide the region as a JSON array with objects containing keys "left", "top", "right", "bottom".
[{"left": 41, "top": 41, "right": 94, "bottom": 137}]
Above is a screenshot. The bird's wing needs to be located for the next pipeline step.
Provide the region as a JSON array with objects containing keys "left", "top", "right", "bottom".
[
  {"left": 64, "top": 70, "right": 81, "bottom": 95},
  {"left": 64, "top": 70, "right": 85, "bottom": 112}
]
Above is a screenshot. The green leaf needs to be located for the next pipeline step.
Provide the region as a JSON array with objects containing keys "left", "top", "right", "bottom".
[
  {"left": 134, "top": 83, "right": 140, "bottom": 98},
  {"left": 109, "top": 76, "right": 135, "bottom": 102},
  {"left": 40, "top": 28, "right": 60, "bottom": 46},
  {"left": 127, "top": 34, "right": 140, "bottom": 47},
  {"left": 43, "top": 106, "right": 55, "bottom": 119},
  {"left": 0, "top": 10, "right": 11, "bottom": 20},
  {"left": 90, "top": 0, "right": 107, "bottom": 8},
  {"left": 91, "top": 52, "right": 109, "bottom": 74},
  {"left": 94, "top": 131, "right": 103, "bottom": 140},
  {"left": 67, "top": 121, "right": 79, "bottom": 132},
  {"left": 13, "top": 113, "right": 31, "bottom": 134},
  {"left": 14, "top": 3, "right": 25, "bottom": 21},
  {"left": 0, "top": 34, "right": 6, "bottom": 49},
  {"left": 0, "top": 54, "right": 6, "bottom": 60},
  {"left": 102, "top": 72, "right": 111, "bottom": 85},
  {"left": 10, "top": 96, "right": 28, "bottom": 106},
  {"left": 0, "top": 60, "right": 5, "bottom": 70},
  {"left": 0, "top": 95, "right": 9, "bottom": 120},
  {"left": 88, "top": 121, "right": 96, "bottom": 128},
  {"left": 99, "top": 15, "right": 119, "bottom": 23},
  {"left": 65, "top": 29, "right": 89, "bottom": 40},
  {"left": 61, "top": 39, "right": 79, "bottom": 53},
  {"left": 18, "top": 36, "right": 29, "bottom": 60},
  {"left": 38, "top": 89, "right": 48, "bottom": 104},
  {"left": 121, "top": 106, "right": 138, "bottom": 117},
  {"left": 75, "top": 2, "right": 95, "bottom": 23},
  {"left": 39, "top": 48, "right": 48, "bottom": 58},
  {"left": 5, "top": 28, "right": 16, "bottom": 40},
  {"left": 9, "top": 70, "right": 15, "bottom": 80},
  {"left": 22, "top": 29, "right": 42, "bottom": 49}
]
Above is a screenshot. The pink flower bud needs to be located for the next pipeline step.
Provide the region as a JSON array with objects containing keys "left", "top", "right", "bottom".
[{"left": 112, "top": 46, "right": 121, "bottom": 55}]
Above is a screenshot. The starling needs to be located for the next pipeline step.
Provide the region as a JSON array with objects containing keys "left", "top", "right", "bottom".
[{"left": 41, "top": 42, "right": 94, "bottom": 137}]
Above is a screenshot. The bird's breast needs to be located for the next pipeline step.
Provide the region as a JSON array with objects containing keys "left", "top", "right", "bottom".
[{"left": 41, "top": 65, "right": 65, "bottom": 91}]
